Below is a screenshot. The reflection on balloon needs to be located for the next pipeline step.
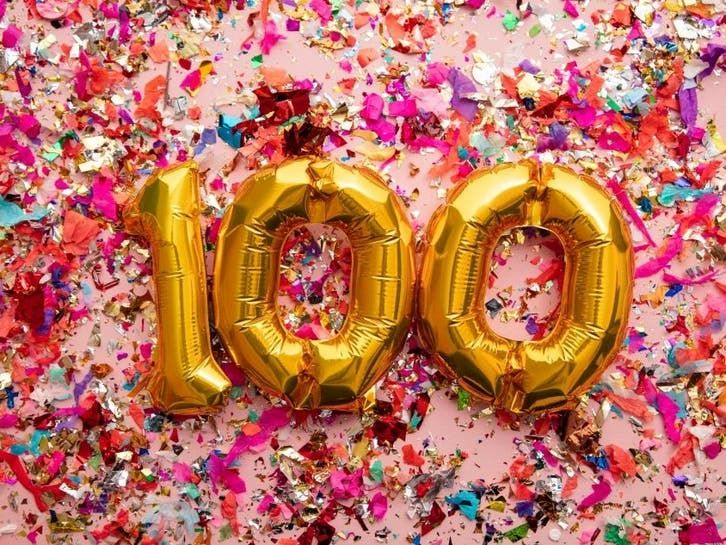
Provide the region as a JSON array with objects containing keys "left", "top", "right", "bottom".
[
  {"left": 214, "top": 156, "right": 416, "bottom": 410},
  {"left": 125, "top": 161, "right": 231, "bottom": 414},
  {"left": 417, "top": 161, "right": 633, "bottom": 414}
]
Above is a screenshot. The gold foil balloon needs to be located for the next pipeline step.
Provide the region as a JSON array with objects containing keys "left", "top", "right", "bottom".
[
  {"left": 417, "top": 161, "right": 633, "bottom": 414},
  {"left": 213, "top": 157, "right": 415, "bottom": 410},
  {"left": 126, "top": 161, "right": 231, "bottom": 414}
]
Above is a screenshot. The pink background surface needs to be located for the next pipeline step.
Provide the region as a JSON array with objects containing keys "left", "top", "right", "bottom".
[{"left": 1, "top": 1, "right": 725, "bottom": 544}]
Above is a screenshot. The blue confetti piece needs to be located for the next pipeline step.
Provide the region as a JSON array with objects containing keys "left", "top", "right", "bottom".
[
  {"left": 0, "top": 197, "right": 48, "bottom": 227},
  {"left": 515, "top": 501, "right": 534, "bottom": 517},
  {"left": 637, "top": 197, "right": 652, "bottom": 213},
  {"left": 9, "top": 444, "right": 29, "bottom": 455},
  {"left": 658, "top": 184, "right": 712, "bottom": 207},
  {"left": 585, "top": 453, "right": 609, "bottom": 470},
  {"left": 217, "top": 114, "right": 244, "bottom": 149},
  {"left": 666, "top": 284, "right": 683, "bottom": 297},
  {"left": 445, "top": 490, "right": 480, "bottom": 520}
]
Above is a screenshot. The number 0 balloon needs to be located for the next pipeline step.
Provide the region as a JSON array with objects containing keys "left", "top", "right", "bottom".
[
  {"left": 214, "top": 157, "right": 416, "bottom": 410},
  {"left": 417, "top": 161, "right": 633, "bottom": 413}
]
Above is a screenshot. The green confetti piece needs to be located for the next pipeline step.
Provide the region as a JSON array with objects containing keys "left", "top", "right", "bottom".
[
  {"left": 604, "top": 524, "right": 630, "bottom": 545},
  {"left": 229, "top": 386, "right": 242, "bottom": 400},
  {"left": 248, "top": 409, "right": 259, "bottom": 423},
  {"left": 59, "top": 130, "right": 79, "bottom": 144},
  {"left": 251, "top": 54, "right": 263, "bottom": 68},
  {"left": 528, "top": 23, "right": 542, "bottom": 37},
  {"left": 410, "top": 413, "right": 423, "bottom": 429},
  {"left": 504, "top": 523, "right": 530, "bottom": 542},
  {"left": 506, "top": 115, "right": 516, "bottom": 130},
  {"left": 606, "top": 97, "right": 621, "bottom": 112},
  {"left": 89, "top": 453, "right": 102, "bottom": 471},
  {"left": 219, "top": 524, "right": 234, "bottom": 541},
  {"left": 503, "top": 11, "right": 519, "bottom": 31},
  {"left": 185, "top": 484, "right": 201, "bottom": 500},
  {"left": 369, "top": 459, "right": 383, "bottom": 483},
  {"left": 457, "top": 389, "right": 470, "bottom": 410},
  {"left": 49, "top": 365, "right": 65, "bottom": 384},
  {"left": 42, "top": 143, "right": 62, "bottom": 162}
]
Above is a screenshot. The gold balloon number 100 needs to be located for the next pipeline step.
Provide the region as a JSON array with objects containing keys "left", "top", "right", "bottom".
[{"left": 126, "top": 158, "right": 632, "bottom": 415}]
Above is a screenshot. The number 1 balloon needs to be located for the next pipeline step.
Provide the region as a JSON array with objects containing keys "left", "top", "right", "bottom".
[{"left": 125, "top": 161, "right": 231, "bottom": 414}]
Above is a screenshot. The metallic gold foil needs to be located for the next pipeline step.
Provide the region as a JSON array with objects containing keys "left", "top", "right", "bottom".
[
  {"left": 214, "top": 157, "right": 415, "bottom": 410},
  {"left": 417, "top": 161, "right": 633, "bottom": 414},
  {"left": 125, "top": 161, "right": 231, "bottom": 414}
]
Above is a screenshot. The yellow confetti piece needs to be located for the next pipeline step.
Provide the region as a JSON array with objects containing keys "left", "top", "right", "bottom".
[
  {"left": 356, "top": 141, "right": 397, "bottom": 161},
  {"left": 706, "top": 119, "right": 726, "bottom": 155}
]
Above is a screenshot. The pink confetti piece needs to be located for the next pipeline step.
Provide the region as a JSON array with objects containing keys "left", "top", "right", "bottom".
[
  {"left": 656, "top": 393, "right": 682, "bottom": 443},
  {"left": 1, "top": 23, "right": 21, "bottom": 47},
  {"left": 426, "top": 62, "right": 449, "bottom": 86},
  {"left": 14, "top": 67, "right": 31, "bottom": 99},
  {"left": 362, "top": 93, "right": 385, "bottom": 121},
  {"left": 703, "top": 442, "right": 721, "bottom": 460},
  {"left": 607, "top": 179, "right": 656, "bottom": 247},
  {"left": 260, "top": 21, "right": 285, "bottom": 54},
  {"left": 207, "top": 453, "right": 247, "bottom": 494},
  {"left": 598, "top": 131, "right": 631, "bottom": 152},
  {"left": 634, "top": 235, "right": 683, "bottom": 278},
  {"left": 225, "top": 407, "right": 289, "bottom": 466},
  {"left": 563, "top": 0, "right": 579, "bottom": 17},
  {"left": 0, "top": 413, "right": 19, "bottom": 427},
  {"left": 388, "top": 99, "right": 417, "bottom": 117},
  {"left": 532, "top": 441, "right": 558, "bottom": 467},
  {"left": 370, "top": 492, "right": 388, "bottom": 520},
  {"left": 570, "top": 106, "right": 596, "bottom": 128},
  {"left": 577, "top": 478, "right": 612, "bottom": 511},
  {"left": 16, "top": 113, "right": 40, "bottom": 138},
  {"left": 180, "top": 70, "right": 202, "bottom": 94},
  {"left": 309, "top": 0, "right": 333, "bottom": 23},
  {"left": 678, "top": 518, "right": 725, "bottom": 544},
  {"left": 330, "top": 468, "right": 364, "bottom": 499},
  {"left": 91, "top": 177, "right": 119, "bottom": 220}
]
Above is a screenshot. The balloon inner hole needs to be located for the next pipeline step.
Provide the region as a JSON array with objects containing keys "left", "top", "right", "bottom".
[
  {"left": 277, "top": 223, "right": 351, "bottom": 340},
  {"left": 483, "top": 227, "right": 564, "bottom": 341}
]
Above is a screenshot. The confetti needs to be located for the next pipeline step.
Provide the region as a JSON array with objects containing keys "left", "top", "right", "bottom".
[{"left": 0, "top": 1, "right": 723, "bottom": 544}]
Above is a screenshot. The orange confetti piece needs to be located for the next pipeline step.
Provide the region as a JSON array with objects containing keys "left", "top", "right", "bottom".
[
  {"left": 148, "top": 39, "right": 170, "bottom": 63},
  {"left": 62, "top": 209, "right": 101, "bottom": 256},
  {"left": 357, "top": 47, "right": 380, "bottom": 68},
  {"left": 260, "top": 66, "right": 293, "bottom": 89}
]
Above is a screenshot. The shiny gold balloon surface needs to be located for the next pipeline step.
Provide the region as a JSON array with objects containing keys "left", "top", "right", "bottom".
[
  {"left": 126, "top": 161, "right": 231, "bottom": 414},
  {"left": 214, "top": 157, "right": 415, "bottom": 410},
  {"left": 417, "top": 161, "right": 633, "bottom": 413}
]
